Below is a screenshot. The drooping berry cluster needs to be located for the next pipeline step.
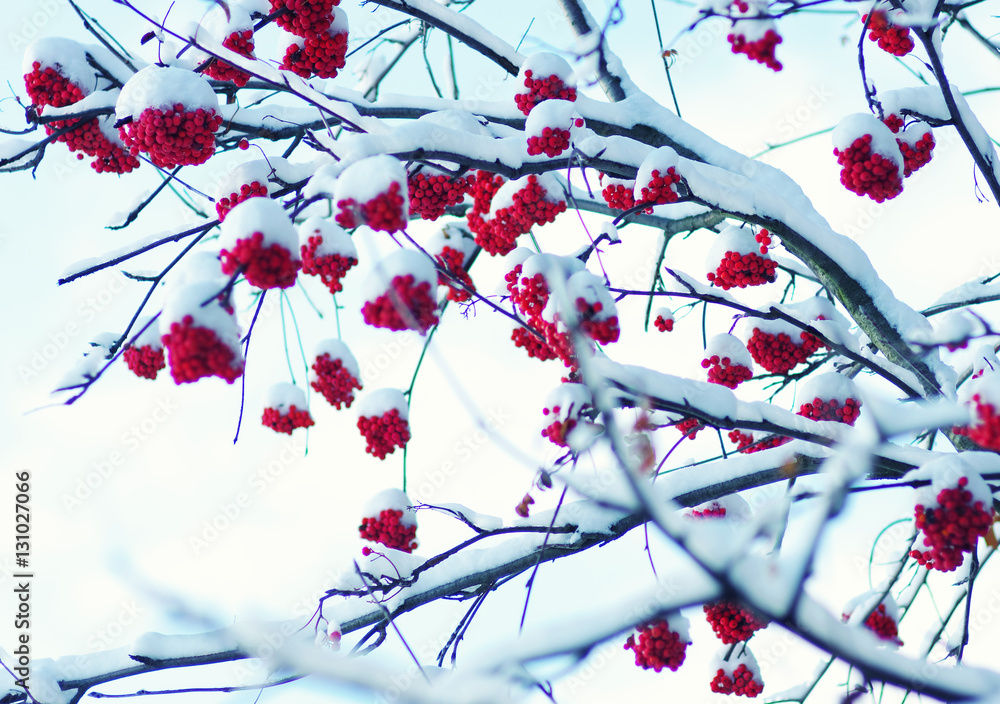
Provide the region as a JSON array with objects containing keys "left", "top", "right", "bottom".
[
  {"left": 203, "top": 29, "right": 255, "bottom": 86},
  {"left": 863, "top": 10, "right": 914, "bottom": 56},
  {"left": 704, "top": 602, "right": 767, "bottom": 643},
  {"left": 623, "top": 621, "right": 688, "bottom": 672},
  {"left": 910, "top": 477, "right": 993, "bottom": 572},
  {"left": 955, "top": 394, "right": 1000, "bottom": 451},
  {"left": 477, "top": 175, "right": 567, "bottom": 256},
  {"left": 514, "top": 70, "right": 577, "bottom": 115},
  {"left": 653, "top": 314, "right": 674, "bottom": 332},
  {"left": 408, "top": 172, "right": 471, "bottom": 220},
  {"left": 262, "top": 405, "right": 315, "bottom": 434},
  {"left": 336, "top": 181, "right": 407, "bottom": 233},
  {"left": 24, "top": 62, "right": 139, "bottom": 174},
  {"left": 707, "top": 251, "right": 778, "bottom": 290},
  {"left": 270, "top": 0, "right": 338, "bottom": 35},
  {"left": 542, "top": 417, "right": 577, "bottom": 447},
  {"left": 357, "top": 409, "right": 411, "bottom": 459},
  {"left": 300, "top": 235, "right": 357, "bottom": 293},
  {"left": 833, "top": 133, "right": 902, "bottom": 202},
  {"left": 797, "top": 396, "right": 861, "bottom": 425},
  {"left": 527, "top": 126, "right": 572, "bottom": 157},
  {"left": 576, "top": 297, "right": 620, "bottom": 345},
  {"left": 511, "top": 326, "right": 559, "bottom": 361},
  {"left": 711, "top": 664, "right": 764, "bottom": 697},
  {"left": 729, "top": 430, "right": 790, "bottom": 453},
  {"left": 311, "top": 353, "right": 362, "bottom": 408},
  {"left": 600, "top": 177, "right": 642, "bottom": 212},
  {"left": 690, "top": 502, "right": 727, "bottom": 518},
  {"left": 362, "top": 274, "right": 439, "bottom": 333},
  {"left": 119, "top": 104, "right": 223, "bottom": 169},
  {"left": 676, "top": 417, "right": 704, "bottom": 439},
  {"left": 161, "top": 315, "right": 244, "bottom": 384},
  {"left": 123, "top": 344, "right": 165, "bottom": 380},
  {"left": 754, "top": 229, "right": 773, "bottom": 254},
  {"left": 466, "top": 171, "right": 506, "bottom": 253},
  {"left": 636, "top": 167, "right": 682, "bottom": 206},
  {"left": 746, "top": 328, "right": 824, "bottom": 374},
  {"left": 281, "top": 30, "right": 348, "bottom": 78},
  {"left": 863, "top": 604, "right": 903, "bottom": 645},
  {"left": 435, "top": 246, "right": 475, "bottom": 302},
  {"left": 359, "top": 509, "right": 417, "bottom": 552},
  {"left": 220, "top": 231, "right": 301, "bottom": 290},
  {"left": 728, "top": 28, "right": 783, "bottom": 71},
  {"left": 882, "top": 115, "right": 935, "bottom": 176},
  {"left": 506, "top": 265, "right": 572, "bottom": 367},
  {"left": 702, "top": 354, "right": 754, "bottom": 389},
  {"left": 216, "top": 181, "right": 269, "bottom": 221}
]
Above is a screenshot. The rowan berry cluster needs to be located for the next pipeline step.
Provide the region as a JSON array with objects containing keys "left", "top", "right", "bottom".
[
  {"left": 261, "top": 405, "right": 315, "bottom": 434},
  {"left": 357, "top": 409, "right": 411, "bottom": 459},
  {"left": 220, "top": 231, "right": 301, "bottom": 289},
  {"left": 310, "top": 353, "right": 362, "bottom": 409},
  {"left": 833, "top": 134, "right": 903, "bottom": 202},
  {"left": 123, "top": 344, "right": 165, "bottom": 380},
  {"left": 514, "top": 70, "right": 577, "bottom": 115},
  {"left": 408, "top": 172, "right": 471, "bottom": 220},
  {"left": 359, "top": 508, "right": 418, "bottom": 552},
  {"left": 119, "top": 104, "right": 222, "bottom": 169},
  {"left": 336, "top": 181, "right": 407, "bottom": 232},
  {"left": 361, "top": 274, "right": 439, "bottom": 333},
  {"left": 203, "top": 29, "right": 255, "bottom": 86},
  {"left": 910, "top": 477, "right": 993, "bottom": 572},
  {"left": 863, "top": 10, "right": 914, "bottom": 56},
  {"left": 623, "top": 621, "right": 689, "bottom": 672},
  {"left": 300, "top": 235, "right": 357, "bottom": 294},
  {"left": 711, "top": 664, "right": 764, "bottom": 697},
  {"left": 161, "top": 315, "right": 244, "bottom": 384},
  {"left": 216, "top": 181, "right": 269, "bottom": 221}
]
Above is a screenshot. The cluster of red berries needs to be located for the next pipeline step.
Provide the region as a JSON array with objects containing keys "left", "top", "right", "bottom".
[
  {"left": 690, "top": 502, "right": 727, "bottom": 518},
  {"left": 729, "top": 429, "right": 789, "bottom": 453},
  {"left": 408, "top": 172, "right": 471, "bottom": 220},
  {"left": 711, "top": 665, "right": 764, "bottom": 697},
  {"left": 542, "top": 417, "right": 577, "bottom": 447},
  {"left": 514, "top": 70, "right": 577, "bottom": 115},
  {"left": 676, "top": 417, "right": 704, "bottom": 439},
  {"left": 281, "top": 30, "right": 348, "bottom": 79},
  {"left": 359, "top": 509, "right": 417, "bottom": 552},
  {"left": 636, "top": 167, "right": 682, "bottom": 206},
  {"left": 623, "top": 621, "right": 688, "bottom": 672},
  {"left": 220, "top": 232, "right": 301, "bottom": 289},
  {"left": 466, "top": 171, "right": 506, "bottom": 253},
  {"left": 511, "top": 326, "right": 559, "bottom": 361},
  {"left": 746, "top": 328, "right": 824, "bottom": 374},
  {"left": 600, "top": 177, "right": 645, "bottom": 212},
  {"left": 362, "top": 274, "right": 439, "bottom": 333},
  {"left": 357, "top": 409, "right": 411, "bottom": 459},
  {"left": 653, "top": 314, "right": 674, "bottom": 332},
  {"left": 833, "top": 133, "right": 903, "bottom": 202},
  {"left": 728, "top": 28, "right": 783, "bottom": 72},
  {"left": 270, "top": 0, "right": 339, "bottom": 35},
  {"left": 863, "top": 10, "right": 914, "bottom": 56},
  {"left": 120, "top": 104, "right": 223, "bottom": 169},
  {"left": 910, "top": 477, "right": 993, "bottom": 572},
  {"left": 478, "top": 176, "right": 567, "bottom": 256},
  {"left": 754, "top": 229, "right": 772, "bottom": 254},
  {"left": 882, "top": 114, "right": 935, "bottom": 176},
  {"left": 123, "top": 344, "right": 165, "bottom": 380},
  {"left": 797, "top": 397, "right": 861, "bottom": 425},
  {"left": 527, "top": 126, "right": 572, "bottom": 157},
  {"left": 707, "top": 251, "right": 778, "bottom": 290},
  {"left": 862, "top": 604, "right": 902, "bottom": 644},
  {"left": 336, "top": 181, "right": 407, "bottom": 232},
  {"left": 262, "top": 405, "right": 315, "bottom": 434},
  {"left": 705, "top": 602, "right": 767, "bottom": 643},
  {"left": 955, "top": 395, "right": 1000, "bottom": 451},
  {"left": 216, "top": 181, "right": 269, "bottom": 221},
  {"left": 161, "top": 315, "right": 243, "bottom": 384},
  {"left": 24, "top": 62, "right": 139, "bottom": 174},
  {"left": 435, "top": 246, "right": 475, "bottom": 302},
  {"left": 203, "top": 29, "right": 255, "bottom": 86},
  {"left": 576, "top": 298, "right": 620, "bottom": 345},
  {"left": 702, "top": 354, "right": 753, "bottom": 389},
  {"left": 300, "top": 235, "right": 357, "bottom": 294},
  {"left": 311, "top": 353, "right": 362, "bottom": 409}
]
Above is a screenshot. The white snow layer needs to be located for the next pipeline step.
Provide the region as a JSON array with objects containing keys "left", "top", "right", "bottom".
[
  {"left": 264, "top": 382, "right": 308, "bottom": 412},
  {"left": 362, "top": 488, "right": 417, "bottom": 526},
  {"left": 219, "top": 197, "right": 298, "bottom": 252},
  {"left": 356, "top": 387, "right": 409, "bottom": 420},
  {"left": 312, "top": 338, "right": 361, "bottom": 379},
  {"left": 116, "top": 65, "right": 219, "bottom": 119}
]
